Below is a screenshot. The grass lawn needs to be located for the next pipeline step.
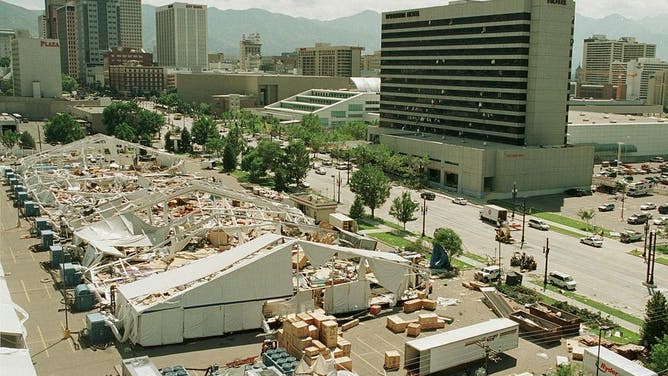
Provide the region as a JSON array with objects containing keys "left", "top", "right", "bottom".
[
  {"left": 628, "top": 249, "right": 668, "bottom": 266},
  {"left": 357, "top": 222, "right": 379, "bottom": 231},
  {"left": 451, "top": 258, "right": 474, "bottom": 270},
  {"left": 367, "top": 232, "right": 414, "bottom": 249},
  {"left": 529, "top": 281, "right": 643, "bottom": 327},
  {"left": 545, "top": 225, "right": 586, "bottom": 239},
  {"left": 464, "top": 252, "right": 488, "bottom": 264},
  {"left": 533, "top": 212, "right": 612, "bottom": 237}
]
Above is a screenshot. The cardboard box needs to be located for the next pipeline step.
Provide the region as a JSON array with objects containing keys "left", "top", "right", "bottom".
[
  {"left": 403, "top": 299, "right": 423, "bottom": 313},
  {"left": 384, "top": 350, "right": 401, "bottom": 370},
  {"left": 312, "top": 340, "right": 327, "bottom": 351},
  {"left": 418, "top": 313, "right": 438, "bottom": 325},
  {"left": 407, "top": 323, "right": 421, "bottom": 337},
  {"left": 341, "top": 319, "right": 359, "bottom": 331},
  {"left": 297, "top": 312, "right": 314, "bottom": 325},
  {"left": 335, "top": 356, "right": 352, "bottom": 371},
  {"left": 293, "top": 320, "right": 310, "bottom": 338},
  {"left": 332, "top": 348, "right": 344, "bottom": 358},
  {"left": 386, "top": 315, "right": 408, "bottom": 333},
  {"left": 308, "top": 324, "right": 319, "bottom": 340},
  {"left": 321, "top": 320, "right": 339, "bottom": 347},
  {"left": 304, "top": 346, "right": 320, "bottom": 357},
  {"left": 337, "top": 338, "right": 351, "bottom": 357},
  {"left": 421, "top": 299, "right": 437, "bottom": 311}
]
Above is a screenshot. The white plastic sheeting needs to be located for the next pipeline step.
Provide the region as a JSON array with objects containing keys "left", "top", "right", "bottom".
[
  {"left": 324, "top": 280, "right": 370, "bottom": 314},
  {"left": 116, "top": 234, "right": 293, "bottom": 346}
]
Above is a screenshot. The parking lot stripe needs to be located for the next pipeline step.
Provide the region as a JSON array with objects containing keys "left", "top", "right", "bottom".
[
  {"left": 36, "top": 325, "right": 50, "bottom": 358},
  {"left": 355, "top": 335, "right": 384, "bottom": 356},
  {"left": 351, "top": 352, "right": 383, "bottom": 374},
  {"left": 43, "top": 283, "right": 52, "bottom": 298},
  {"left": 10, "top": 247, "right": 16, "bottom": 263},
  {"left": 374, "top": 333, "right": 402, "bottom": 352},
  {"left": 20, "top": 279, "right": 31, "bottom": 302},
  {"left": 60, "top": 322, "right": 76, "bottom": 352}
]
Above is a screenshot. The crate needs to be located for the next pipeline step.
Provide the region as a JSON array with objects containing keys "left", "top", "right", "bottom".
[
  {"left": 334, "top": 356, "right": 352, "bottom": 371},
  {"left": 386, "top": 315, "right": 408, "bottom": 333},
  {"left": 406, "top": 323, "right": 421, "bottom": 337},
  {"left": 320, "top": 320, "right": 338, "bottom": 348},
  {"left": 403, "top": 299, "right": 423, "bottom": 313},
  {"left": 422, "top": 299, "right": 437, "bottom": 311},
  {"left": 384, "top": 350, "right": 401, "bottom": 370}
]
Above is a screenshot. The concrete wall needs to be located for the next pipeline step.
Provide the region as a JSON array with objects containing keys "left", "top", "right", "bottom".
[
  {"left": 176, "top": 73, "right": 351, "bottom": 105},
  {"left": 568, "top": 121, "right": 668, "bottom": 160},
  {"left": 0, "top": 97, "right": 101, "bottom": 120}
]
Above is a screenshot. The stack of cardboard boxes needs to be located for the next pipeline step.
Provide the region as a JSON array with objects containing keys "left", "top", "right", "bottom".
[{"left": 277, "top": 309, "right": 353, "bottom": 371}]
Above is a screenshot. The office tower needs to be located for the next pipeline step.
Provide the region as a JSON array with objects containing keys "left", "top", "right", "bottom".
[
  {"left": 119, "top": 0, "right": 142, "bottom": 49},
  {"left": 11, "top": 37, "right": 62, "bottom": 98},
  {"left": 647, "top": 70, "right": 668, "bottom": 110},
  {"left": 56, "top": 2, "right": 77, "bottom": 79},
  {"left": 75, "top": 0, "right": 121, "bottom": 85},
  {"left": 0, "top": 29, "right": 31, "bottom": 58},
  {"left": 155, "top": 2, "right": 207, "bottom": 70},
  {"left": 45, "top": 0, "right": 68, "bottom": 39},
  {"left": 239, "top": 33, "right": 261, "bottom": 72},
  {"left": 38, "top": 15, "right": 48, "bottom": 39},
  {"left": 582, "top": 35, "right": 656, "bottom": 85},
  {"left": 624, "top": 58, "right": 668, "bottom": 101},
  {"left": 297, "top": 43, "right": 363, "bottom": 77},
  {"left": 379, "top": 0, "right": 575, "bottom": 147}
]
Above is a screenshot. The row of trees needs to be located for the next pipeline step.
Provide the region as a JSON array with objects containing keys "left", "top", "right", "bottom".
[
  {"left": 43, "top": 113, "right": 87, "bottom": 144},
  {"left": 102, "top": 101, "right": 164, "bottom": 144},
  {"left": 0, "top": 130, "right": 35, "bottom": 151}
]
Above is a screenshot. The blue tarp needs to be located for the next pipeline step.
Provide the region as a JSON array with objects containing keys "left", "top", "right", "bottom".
[{"left": 430, "top": 242, "right": 450, "bottom": 269}]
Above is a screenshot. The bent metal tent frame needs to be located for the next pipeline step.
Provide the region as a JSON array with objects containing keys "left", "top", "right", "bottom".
[{"left": 112, "top": 234, "right": 415, "bottom": 346}]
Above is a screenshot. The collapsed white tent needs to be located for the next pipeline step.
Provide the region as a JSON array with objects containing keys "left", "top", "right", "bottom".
[{"left": 115, "top": 233, "right": 293, "bottom": 346}]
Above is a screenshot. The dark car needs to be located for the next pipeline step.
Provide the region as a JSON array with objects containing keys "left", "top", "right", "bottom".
[
  {"left": 628, "top": 213, "right": 652, "bottom": 225},
  {"left": 565, "top": 188, "right": 591, "bottom": 197},
  {"left": 659, "top": 204, "right": 668, "bottom": 214}
]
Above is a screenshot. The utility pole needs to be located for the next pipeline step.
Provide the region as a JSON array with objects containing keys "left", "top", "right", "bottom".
[
  {"left": 498, "top": 238, "right": 502, "bottom": 279},
  {"left": 337, "top": 171, "right": 341, "bottom": 204},
  {"left": 543, "top": 238, "right": 550, "bottom": 291},
  {"left": 421, "top": 196, "right": 428, "bottom": 237},
  {"left": 346, "top": 152, "right": 350, "bottom": 185},
  {"left": 520, "top": 200, "right": 526, "bottom": 249},
  {"left": 642, "top": 221, "right": 650, "bottom": 258},
  {"left": 644, "top": 231, "right": 657, "bottom": 288},
  {"left": 511, "top": 182, "right": 517, "bottom": 221}
]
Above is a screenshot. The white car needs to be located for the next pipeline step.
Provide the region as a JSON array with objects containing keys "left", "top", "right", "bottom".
[
  {"left": 580, "top": 235, "right": 603, "bottom": 248},
  {"left": 528, "top": 218, "right": 549, "bottom": 231},
  {"left": 640, "top": 202, "right": 656, "bottom": 210},
  {"left": 452, "top": 197, "right": 468, "bottom": 205},
  {"left": 300, "top": 181, "right": 311, "bottom": 188},
  {"left": 315, "top": 167, "right": 327, "bottom": 175},
  {"left": 653, "top": 216, "right": 668, "bottom": 226}
]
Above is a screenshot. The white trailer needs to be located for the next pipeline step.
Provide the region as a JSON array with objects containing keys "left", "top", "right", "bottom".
[
  {"left": 328, "top": 213, "right": 357, "bottom": 232},
  {"left": 479, "top": 205, "right": 508, "bottom": 226},
  {"left": 405, "top": 318, "right": 519, "bottom": 375},
  {"left": 583, "top": 346, "right": 657, "bottom": 376}
]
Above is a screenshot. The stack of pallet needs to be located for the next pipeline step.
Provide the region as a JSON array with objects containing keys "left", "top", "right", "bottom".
[
  {"left": 418, "top": 314, "right": 446, "bottom": 330},
  {"left": 403, "top": 298, "right": 437, "bottom": 313},
  {"left": 277, "top": 310, "right": 353, "bottom": 370},
  {"left": 386, "top": 313, "right": 447, "bottom": 335},
  {"left": 384, "top": 350, "right": 401, "bottom": 370}
]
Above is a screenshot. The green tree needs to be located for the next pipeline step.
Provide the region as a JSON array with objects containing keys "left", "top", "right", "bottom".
[
  {"left": 102, "top": 101, "right": 139, "bottom": 135},
  {"left": 114, "top": 122, "right": 136, "bottom": 142},
  {"left": 647, "top": 334, "right": 668, "bottom": 372},
  {"left": 19, "top": 131, "right": 36, "bottom": 149},
  {"left": 205, "top": 136, "right": 225, "bottom": 158},
  {"left": 642, "top": 291, "right": 668, "bottom": 349},
  {"left": 222, "top": 141, "right": 237, "bottom": 172},
  {"left": 164, "top": 130, "right": 175, "bottom": 152},
  {"left": 255, "top": 140, "right": 283, "bottom": 172},
  {"left": 0, "top": 56, "right": 9, "bottom": 67},
  {"left": 178, "top": 127, "right": 192, "bottom": 153},
  {"left": 390, "top": 191, "right": 419, "bottom": 230},
  {"left": 577, "top": 208, "right": 596, "bottom": 232},
  {"left": 283, "top": 140, "right": 311, "bottom": 185},
  {"left": 191, "top": 116, "right": 217, "bottom": 146},
  {"left": 273, "top": 165, "right": 288, "bottom": 192},
  {"left": 135, "top": 109, "right": 163, "bottom": 140},
  {"left": 44, "top": 113, "right": 86, "bottom": 144},
  {"left": 349, "top": 195, "right": 365, "bottom": 219},
  {"left": 433, "top": 228, "right": 464, "bottom": 259},
  {"left": 62, "top": 74, "right": 78, "bottom": 92},
  {"left": 1, "top": 131, "right": 20, "bottom": 152},
  {"left": 349, "top": 166, "right": 391, "bottom": 218}
]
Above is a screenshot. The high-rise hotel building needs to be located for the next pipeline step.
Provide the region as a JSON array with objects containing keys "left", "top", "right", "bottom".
[
  {"left": 370, "top": 0, "right": 594, "bottom": 198},
  {"left": 156, "top": 2, "right": 207, "bottom": 71},
  {"left": 379, "top": 0, "right": 575, "bottom": 147}
]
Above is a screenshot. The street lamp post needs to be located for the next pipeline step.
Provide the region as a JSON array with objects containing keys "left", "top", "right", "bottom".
[
  {"left": 331, "top": 175, "right": 336, "bottom": 202},
  {"left": 337, "top": 171, "right": 341, "bottom": 204},
  {"left": 421, "top": 196, "right": 428, "bottom": 237},
  {"left": 511, "top": 182, "right": 517, "bottom": 221},
  {"left": 520, "top": 200, "right": 526, "bottom": 248},
  {"left": 596, "top": 325, "right": 613, "bottom": 376}
]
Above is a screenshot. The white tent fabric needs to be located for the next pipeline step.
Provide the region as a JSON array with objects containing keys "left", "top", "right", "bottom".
[
  {"left": 366, "top": 257, "right": 411, "bottom": 296},
  {"left": 324, "top": 280, "right": 370, "bottom": 314}
]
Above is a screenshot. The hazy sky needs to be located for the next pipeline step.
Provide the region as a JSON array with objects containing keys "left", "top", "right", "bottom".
[{"left": 6, "top": 0, "right": 667, "bottom": 20}]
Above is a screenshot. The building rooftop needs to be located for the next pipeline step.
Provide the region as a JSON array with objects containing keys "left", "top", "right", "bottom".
[
  {"left": 568, "top": 110, "right": 668, "bottom": 125},
  {"left": 72, "top": 106, "right": 106, "bottom": 114}
]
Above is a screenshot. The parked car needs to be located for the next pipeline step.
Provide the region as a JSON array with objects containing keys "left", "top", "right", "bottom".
[
  {"left": 598, "top": 203, "right": 615, "bottom": 212},
  {"left": 300, "top": 181, "right": 311, "bottom": 188},
  {"left": 651, "top": 156, "right": 664, "bottom": 162},
  {"left": 321, "top": 159, "right": 332, "bottom": 166},
  {"left": 528, "top": 219, "right": 549, "bottom": 230},
  {"left": 315, "top": 167, "right": 327, "bottom": 175},
  {"left": 628, "top": 213, "right": 652, "bottom": 224},
  {"left": 640, "top": 202, "right": 656, "bottom": 211},
  {"left": 564, "top": 188, "right": 590, "bottom": 197},
  {"left": 653, "top": 216, "right": 668, "bottom": 226},
  {"left": 548, "top": 271, "right": 577, "bottom": 290},
  {"left": 659, "top": 204, "right": 668, "bottom": 214},
  {"left": 452, "top": 197, "right": 468, "bottom": 205},
  {"left": 580, "top": 235, "right": 603, "bottom": 247}
]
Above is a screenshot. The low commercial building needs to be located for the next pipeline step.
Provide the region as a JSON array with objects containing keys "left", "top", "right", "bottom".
[
  {"left": 10, "top": 37, "right": 62, "bottom": 98},
  {"left": 175, "top": 72, "right": 351, "bottom": 106},
  {"left": 567, "top": 110, "right": 668, "bottom": 162},
  {"left": 107, "top": 64, "right": 165, "bottom": 98},
  {"left": 211, "top": 94, "right": 256, "bottom": 114},
  {"left": 368, "top": 126, "right": 594, "bottom": 199},
  {"left": 0, "top": 113, "right": 18, "bottom": 133},
  {"left": 290, "top": 194, "right": 338, "bottom": 223}
]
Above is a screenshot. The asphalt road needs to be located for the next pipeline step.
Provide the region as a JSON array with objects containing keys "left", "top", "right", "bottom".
[{"left": 305, "top": 158, "right": 668, "bottom": 319}]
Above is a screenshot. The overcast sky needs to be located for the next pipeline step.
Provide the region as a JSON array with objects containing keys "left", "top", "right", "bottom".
[{"left": 6, "top": 0, "right": 667, "bottom": 20}]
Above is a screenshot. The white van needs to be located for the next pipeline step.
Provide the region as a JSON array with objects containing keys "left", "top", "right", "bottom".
[{"left": 548, "top": 271, "right": 577, "bottom": 290}]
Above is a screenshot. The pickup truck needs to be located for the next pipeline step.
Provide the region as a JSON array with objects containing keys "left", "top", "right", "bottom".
[
  {"left": 474, "top": 265, "right": 501, "bottom": 283},
  {"left": 620, "top": 230, "right": 643, "bottom": 243}
]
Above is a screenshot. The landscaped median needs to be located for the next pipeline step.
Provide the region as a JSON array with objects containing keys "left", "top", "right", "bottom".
[{"left": 628, "top": 249, "right": 668, "bottom": 266}]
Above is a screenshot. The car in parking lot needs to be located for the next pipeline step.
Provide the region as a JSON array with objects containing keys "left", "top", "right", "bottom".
[
  {"left": 659, "top": 203, "right": 668, "bottom": 214},
  {"left": 628, "top": 213, "right": 652, "bottom": 224},
  {"left": 580, "top": 235, "right": 603, "bottom": 247},
  {"left": 598, "top": 203, "right": 615, "bottom": 212},
  {"left": 565, "top": 188, "right": 591, "bottom": 197},
  {"left": 640, "top": 202, "right": 656, "bottom": 210},
  {"left": 528, "top": 218, "right": 549, "bottom": 230},
  {"left": 548, "top": 271, "right": 577, "bottom": 290},
  {"left": 651, "top": 156, "right": 664, "bottom": 162},
  {"left": 653, "top": 216, "right": 668, "bottom": 226},
  {"left": 452, "top": 197, "right": 468, "bottom": 205},
  {"left": 315, "top": 167, "right": 327, "bottom": 175}
]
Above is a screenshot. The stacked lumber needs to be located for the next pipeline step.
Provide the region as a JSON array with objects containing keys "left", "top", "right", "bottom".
[
  {"left": 341, "top": 319, "right": 359, "bottom": 331},
  {"left": 403, "top": 299, "right": 423, "bottom": 313},
  {"left": 386, "top": 315, "right": 410, "bottom": 333},
  {"left": 279, "top": 310, "right": 353, "bottom": 369},
  {"left": 418, "top": 313, "right": 446, "bottom": 330},
  {"left": 421, "top": 299, "right": 437, "bottom": 311}
]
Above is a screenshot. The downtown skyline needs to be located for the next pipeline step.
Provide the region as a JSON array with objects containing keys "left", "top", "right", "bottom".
[{"left": 4, "top": 0, "right": 668, "bottom": 21}]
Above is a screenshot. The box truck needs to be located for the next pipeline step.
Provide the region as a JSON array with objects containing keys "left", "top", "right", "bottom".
[
  {"left": 405, "top": 318, "right": 519, "bottom": 375},
  {"left": 583, "top": 346, "right": 657, "bottom": 376},
  {"left": 480, "top": 205, "right": 508, "bottom": 226}
]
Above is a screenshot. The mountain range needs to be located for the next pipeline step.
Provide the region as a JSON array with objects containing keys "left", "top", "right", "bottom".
[{"left": 1, "top": 0, "right": 666, "bottom": 70}]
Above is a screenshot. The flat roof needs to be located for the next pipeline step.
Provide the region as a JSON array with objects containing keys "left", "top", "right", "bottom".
[
  {"left": 568, "top": 110, "right": 668, "bottom": 125},
  {"left": 406, "top": 318, "right": 518, "bottom": 351}
]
